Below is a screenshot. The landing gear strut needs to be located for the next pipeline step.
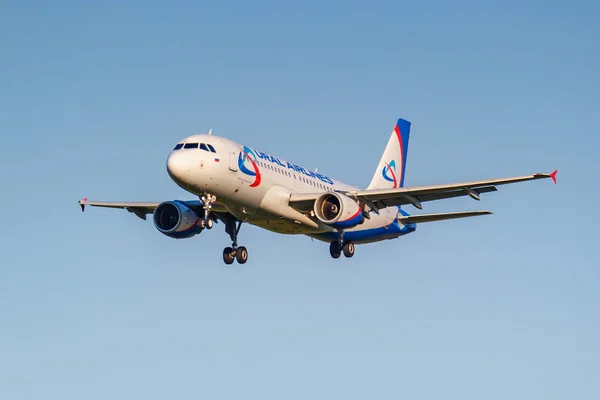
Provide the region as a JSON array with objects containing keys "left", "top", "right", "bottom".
[
  {"left": 222, "top": 218, "right": 248, "bottom": 265},
  {"left": 201, "top": 194, "right": 216, "bottom": 230},
  {"left": 329, "top": 230, "right": 355, "bottom": 259}
]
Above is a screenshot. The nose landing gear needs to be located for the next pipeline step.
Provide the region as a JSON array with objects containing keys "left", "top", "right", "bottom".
[
  {"left": 201, "top": 194, "right": 216, "bottom": 230},
  {"left": 199, "top": 217, "right": 213, "bottom": 230}
]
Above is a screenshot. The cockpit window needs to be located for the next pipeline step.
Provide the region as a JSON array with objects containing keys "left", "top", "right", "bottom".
[
  {"left": 207, "top": 144, "right": 216, "bottom": 153},
  {"left": 200, "top": 143, "right": 209, "bottom": 152},
  {"left": 173, "top": 143, "right": 183, "bottom": 150},
  {"left": 184, "top": 143, "right": 198, "bottom": 149}
]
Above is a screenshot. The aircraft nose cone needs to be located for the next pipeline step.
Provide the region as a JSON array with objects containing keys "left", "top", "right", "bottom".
[{"left": 166, "top": 152, "right": 189, "bottom": 183}]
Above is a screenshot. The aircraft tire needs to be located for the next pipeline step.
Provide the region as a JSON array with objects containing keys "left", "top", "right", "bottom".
[
  {"left": 236, "top": 246, "right": 248, "bottom": 264},
  {"left": 223, "top": 247, "right": 235, "bottom": 264},
  {"left": 342, "top": 242, "right": 355, "bottom": 258},
  {"left": 206, "top": 218, "right": 213, "bottom": 229},
  {"left": 329, "top": 241, "right": 342, "bottom": 259},
  {"left": 199, "top": 219, "right": 206, "bottom": 229}
]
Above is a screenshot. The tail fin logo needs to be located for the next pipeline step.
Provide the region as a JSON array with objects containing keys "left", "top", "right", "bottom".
[
  {"left": 238, "top": 146, "right": 261, "bottom": 187},
  {"left": 381, "top": 160, "right": 397, "bottom": 188}
]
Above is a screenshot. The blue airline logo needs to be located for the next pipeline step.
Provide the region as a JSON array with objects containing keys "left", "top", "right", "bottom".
[
  {"left": 240, "top": 146, "right": 334, "bottom": 185},
  {"left": 381, "top": 160, "right": 398, "bottom": 187},
  {"left": 238, "top": 146, "right": 261, "bottom": 187}
]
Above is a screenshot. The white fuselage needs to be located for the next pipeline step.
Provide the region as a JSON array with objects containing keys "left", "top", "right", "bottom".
[{"left": 166, "top": 134, "right": 414, "bottom": 244}]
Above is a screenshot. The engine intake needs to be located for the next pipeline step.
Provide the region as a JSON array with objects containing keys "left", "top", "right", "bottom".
[
  {"left": 153, "top": 201, "right": 202, "bottom": 239},
  {"left": 314, "top": 192, "right": 364, "bottom": 229}
]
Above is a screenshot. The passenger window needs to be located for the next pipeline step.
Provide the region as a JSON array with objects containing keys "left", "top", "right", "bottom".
[
  {"left": 207, "top": 144, "right": 216, "bottom": 153},
  {"left": 184, "top": 143, "right": 198, "bottom": 149},
  {"left": 173, "top": 143, "right": 183, "bottom": 150},
  {"left": 200, "top": 143, "right": 209, "bottom": 152}
]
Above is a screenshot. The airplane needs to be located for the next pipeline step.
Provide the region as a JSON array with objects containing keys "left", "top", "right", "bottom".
[{"left": 79, "top": 117, "right": 557, "bottom": 264}]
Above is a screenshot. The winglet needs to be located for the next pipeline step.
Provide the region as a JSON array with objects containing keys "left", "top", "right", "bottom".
[
  {"left": 550, "top": 169, "right": 558, "bottom": 184},
  {"left": 79, "top": 197, "right": 88, "bottom": 212}
]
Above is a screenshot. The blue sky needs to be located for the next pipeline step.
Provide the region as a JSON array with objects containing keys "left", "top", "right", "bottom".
[{"left": 1, "top": 1, "right": 599, "bottom": 399}]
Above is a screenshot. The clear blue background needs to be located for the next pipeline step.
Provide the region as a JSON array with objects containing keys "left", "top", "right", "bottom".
[{"left": 1, "top": 1, "right": 599, "bottom": 398}]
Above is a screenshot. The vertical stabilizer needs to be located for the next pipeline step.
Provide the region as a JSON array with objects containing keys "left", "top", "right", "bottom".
[{"left": 367, "top": 118, "right": 411, "bottom": 189}]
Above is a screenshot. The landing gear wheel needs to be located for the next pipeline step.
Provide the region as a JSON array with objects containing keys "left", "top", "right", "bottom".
[
  {"left": 199, "top": 219, "right": 206, "bottom": 229},
  {"left": 343, "top": 242, "right": 355, "bottom": 258},
  {"left": 206, "top": 218, "right": 213, "bottom": 229},
  {"left": 329, "top": 241, "right": 342, "bottom": 259},
  {"left": 223, "top": 247, "right": 235, "bottom": 265},
  {"left": 236, "top": 246, "right": 248, "bottom": 264}
]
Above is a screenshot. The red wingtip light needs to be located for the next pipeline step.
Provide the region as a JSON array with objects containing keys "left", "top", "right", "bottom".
[{"left": 550, "top": 170, "right": 558, "bottom": 184}]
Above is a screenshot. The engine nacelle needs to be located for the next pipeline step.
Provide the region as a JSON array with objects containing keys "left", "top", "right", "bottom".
[
  {"left": 314, "top": 192, "right": 364, "bottom": 229},
  {"left": 153, "top": 201, "right": 202, "bottom": 239}
]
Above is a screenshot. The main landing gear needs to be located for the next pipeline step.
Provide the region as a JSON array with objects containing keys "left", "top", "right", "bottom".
[
  {"left": 329, "top": 230, "right": 355, "bottom": 259},
  {"left": 222, "top": 218, "right": 248, "bottom": 265},
  {"left": 329, "top": 241, "right": 355, "bottom": 258}
]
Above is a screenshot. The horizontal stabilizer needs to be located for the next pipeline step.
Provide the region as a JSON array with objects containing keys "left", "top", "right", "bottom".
[{"left": 398, "top": 210, "right": 492, "bottom": 224}]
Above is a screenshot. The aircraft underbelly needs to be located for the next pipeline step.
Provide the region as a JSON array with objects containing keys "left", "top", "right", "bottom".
[{"left": 231, "top": 207, "right": 321, "bottom": 234}]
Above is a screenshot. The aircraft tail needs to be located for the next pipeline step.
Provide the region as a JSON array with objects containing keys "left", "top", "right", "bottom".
[{"left": 367, "top": 118, "right": 411, "bottom": 189}]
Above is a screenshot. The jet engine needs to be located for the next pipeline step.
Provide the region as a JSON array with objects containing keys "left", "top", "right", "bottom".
[
  {"left": 153, "top": 201, "right": 202, "bottom": 239},
  {"left": 313, "top": 192, "right": 364, "bottom": 229}
]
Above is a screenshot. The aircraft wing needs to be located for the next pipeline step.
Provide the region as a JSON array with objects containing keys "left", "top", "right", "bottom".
[
  {"left": 78, "top": 197, "right": 231, "bottom": 220},
  {"left": 398, "top": 210, "right": 492, "bottom": 224},
  {"left": 78, "top": 199, "right": 159, "bottom": 220},
  {"left": 289, "top": 170, "right": 557, "bottom": 213}
]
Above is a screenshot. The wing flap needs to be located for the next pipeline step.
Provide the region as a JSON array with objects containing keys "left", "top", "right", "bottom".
[
  {"left": 360, "top": 185, "right": 498, "bottom": 208},
  {"left": 399, "top": 210, "right": 492, "bottom": 224}
]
